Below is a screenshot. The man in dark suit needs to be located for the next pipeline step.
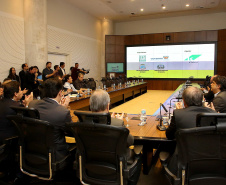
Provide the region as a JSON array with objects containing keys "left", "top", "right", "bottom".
[
  {"left": 58, "top": 62, "right": 66, "bottom": 78},
  {"left": 165, "top": 86, "right": 216, "bottom": 174},
  {"left": 28, "top": 78, "right": 71, "bottom": 161},
  {"left": 0, "top": 81, "right": 33, "bottom": 143},
  {"left": 211, "top": 75, "right": 226, "bottom": 113},
  {"left": 19, "top": 63, "right": 28, "bottom": 90},
  {"left": 42, "top": 62, "right": 56, "bottom": 81},
  {"left": 73, "top": 72, "right": 87, "bottom": 90},
  {"left": 25, "top": 66, "right": 38, "bottom": 94}
]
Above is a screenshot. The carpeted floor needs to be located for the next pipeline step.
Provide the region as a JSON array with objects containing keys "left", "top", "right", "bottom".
[{"left": 110, "top": 90, "right": 174, "bottom": 115}]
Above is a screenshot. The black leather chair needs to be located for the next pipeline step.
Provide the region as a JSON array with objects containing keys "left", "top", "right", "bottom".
[
  {"left": 10, "top": 106, "right": 40, "bottom": 119},
  {"left": 87, "top": 78, "right": 96, "bottom": 90},
  {"left": 160, "top": 125, "right": 226, "bottom": 185},
  {"left": 66, "top": 120, "right": 141, "bottom": 185},
  {"left": 196, "top": 113, "right": 226, "bottom": 127},
  {"left": 74, "top": 110, "right": 111, "bottom": 125},
  {"left": 7, "top": 114, "right": 72, "bottom": 181}
]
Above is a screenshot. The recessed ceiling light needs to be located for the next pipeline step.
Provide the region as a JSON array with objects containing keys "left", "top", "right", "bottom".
[
  {"left": 140, "top": 9, "right": 144, "bottom": 11},
  {"left": 186, "top": 4, "right": 190, "bottom": 7},
  {"left": 162, "top": 4, "right": 166, "bottom": 9}
]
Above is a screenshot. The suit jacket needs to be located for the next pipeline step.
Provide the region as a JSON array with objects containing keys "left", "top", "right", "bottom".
[
  {"left": 28, "top": 98, "right": 72, "bottom": 160},
  {"left": 213, "top": 91, "right": 226, "bottom": 113},
  {"left": 0, "top": 98, "right": 21, "bottom": 143},
  {"left": 19, "top": 70, "right": 27, "bottom": 90},
  {"left": 58, "top": 67, "right": 66, "bottom": 77},
  {"left": 166, "top": 106, "right": 216, "bottom": 140},
  {"left": 73, "top": 79, "right": 87, "bottom": 90}
]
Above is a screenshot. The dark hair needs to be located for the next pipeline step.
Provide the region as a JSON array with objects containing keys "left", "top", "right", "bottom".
[
  {"left": 182, "top": 87, "right": 203, "bottom": 107},
  {"left": 212, "top": 76, "right": 226, "bottom": 91},
  {"left": 70, "top": 66, "right": 74, "bottom": 71},
  {"left": 33, "top": 66, "right": 41, "bottom": 76},
  {"left": 75, "top": 63, "right": 78, "bottom": 65},
  {"left": 63, "top": 75, "right": 71, "bottom": 84},
  {"left": 8, "top": 67, "right": 15, "bottom": 79},
  {"left": 54, "top": 65, "right": 59, "bottom": 70},
  {"left": 29, "top": 66, "right": 34, "bottom": 71},
  {"left": 43, "top": 78, "right": 63, "bottom": 98},
  {"left": 60, "top": 62, "right": 65, "bottom": 67},
  {"left": 22, "top": 63, "right": 27, "bottom": 69},
  {"left": 46, "top": 61, "right": 51, "bottom": 66},
  {"left": 3, "top": 81, "right": 20, "bottom": 99}
]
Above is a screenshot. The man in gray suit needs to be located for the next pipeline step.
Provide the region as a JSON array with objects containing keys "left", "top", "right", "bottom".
[
  {"left": 29, "top": 78, "right": 71, "bottom": 161},
  {"left": 90, "top": 89, "right": 134, "bottom": 147},
  {"left": 211, "top": 75, "right": 226, "bottom": 113}
]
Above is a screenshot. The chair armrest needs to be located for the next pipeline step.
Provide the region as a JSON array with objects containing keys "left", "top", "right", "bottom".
[{"left": 124, "top": 155, "right": 142, "bottom": 178}]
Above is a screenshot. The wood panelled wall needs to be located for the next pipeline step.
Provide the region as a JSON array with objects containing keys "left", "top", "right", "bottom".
[{"left": 105, "top": 29, "right": 226, "bottom": 90}]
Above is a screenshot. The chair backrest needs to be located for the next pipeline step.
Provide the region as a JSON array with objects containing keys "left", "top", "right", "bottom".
[
  {"left": 74, "top": 110, "right": 111, "bottom": 125},
  {"left": 66, "top": 121, "right": 129, "bottom": 185},
  {"left": 176, "top": 125, "right": 226, "bottom": 185},
  {"left": 7, "top": 114, "right": 56, "bottom": 179},
  {"left": 10, "top": 106, "right": 40, "bottom": 119},
  {"left": 196, "top": 113, "right": 226, "bottom": 127},
  {"left": 87, "top": 78, "right": 96, "bottom": 90}
]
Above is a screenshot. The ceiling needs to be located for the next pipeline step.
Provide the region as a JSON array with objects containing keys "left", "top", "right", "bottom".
[{"left": 64, "top": 0, "right": 226, "bottom": 22}]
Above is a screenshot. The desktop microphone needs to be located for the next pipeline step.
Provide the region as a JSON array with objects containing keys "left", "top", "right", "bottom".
[{"left": 157, "top": 103, "right": 167, "bottom": 131}]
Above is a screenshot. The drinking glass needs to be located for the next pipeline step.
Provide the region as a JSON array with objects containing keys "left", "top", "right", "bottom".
[{"left": 125, "top": 113, "right": 130, "bottom": 127}]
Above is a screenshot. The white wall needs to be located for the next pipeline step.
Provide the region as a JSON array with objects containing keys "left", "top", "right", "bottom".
[
  {"left": 114, "top": 12, "right": 226, "bottom": 35},
  {"left": 0, "top": 0, "right": 103, "bottom": 82}
]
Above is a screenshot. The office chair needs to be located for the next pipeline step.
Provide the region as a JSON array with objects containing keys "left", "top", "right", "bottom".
[
  {"left": 10, "top": 106, "right": 40, "bottom": 119},
  {"left": 196, "top": 113, "right": 226, "bottom": 127},
  {"left": 7, "top": 114, "right": 72, "bottom": 181},
  {"left": 87, "top": 78, "right": 96, "bottom": 90},
  {"left": 66, "top": 121, "right": 141, "bottom": 185},
  {"left": 74, "top": 110, "right": 111, "bottom": 125},
  {"left": 160, "top": 125, "right": 226, "bottom": 185}
]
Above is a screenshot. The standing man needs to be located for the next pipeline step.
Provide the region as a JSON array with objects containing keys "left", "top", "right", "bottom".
[
  {"left": 71, "top": 63, "right": 87, "bottom": 81},
  {"left": 59, "top": 62, "right": 66, "bottom": 78},
  {"left": 25, "top": 66, "right": 38, "bottom": 94},
  {"left": 19, "top": 63, "right": 29, "bottom": 90},
  {"left": 211, "top": 75, "right": 226, "bottom": 113},
  {"left": 42, "top": 62, "right": 56, "bottom": 81}
]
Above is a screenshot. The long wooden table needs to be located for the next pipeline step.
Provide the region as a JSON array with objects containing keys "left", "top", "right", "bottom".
[
  {"left": 68, "top": 83, "right": 196, "bottom": 174},
  {"left": 69, "top": 82, "right": 147, "bottom": 110}
]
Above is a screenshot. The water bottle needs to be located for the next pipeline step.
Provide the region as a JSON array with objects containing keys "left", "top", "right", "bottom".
[
  {"left": 141, "top": 79, "right": 143, "bottom": 82},
  {"left": 113, "top": 83, "right": 115, "bottom": 89},
  {"left": 139, "top": 109, "right": 147, "bottom": 126},
  {"left": 87, "top": 88, "right": 90, "bottom": 95},
  {"left": 76, "top": 93, "right": 80, "bottom": 100},
  {"left": 103, "top": 85, "right": 106, "bottom": 90},
  {"left": 138, "top": 79, "right": 139, "bottom": 84}
]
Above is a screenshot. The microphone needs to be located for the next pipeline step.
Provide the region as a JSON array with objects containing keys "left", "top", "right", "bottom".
[{"left": 157, "top": 103, "right": 167, "bottom": 131}]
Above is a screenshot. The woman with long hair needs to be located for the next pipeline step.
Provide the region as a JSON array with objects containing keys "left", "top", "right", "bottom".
[{"left": 8, "top": 67, "right": 20, "bottom": 82}]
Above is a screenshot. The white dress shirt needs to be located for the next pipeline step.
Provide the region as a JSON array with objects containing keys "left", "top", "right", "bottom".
[
  {"left": 64, "top": 82, "right": 77, "bottom": 92},
  {"left": 60, "top": 67, "right": 66, "bottom": 75}
]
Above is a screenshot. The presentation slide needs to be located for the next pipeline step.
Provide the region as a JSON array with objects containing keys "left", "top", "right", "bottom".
[
  {"left": 107, "top": 63, "right": 124, "bottom": 73},
  {"left": 126, "top": 43, "right": 215, "bottom": 79}
]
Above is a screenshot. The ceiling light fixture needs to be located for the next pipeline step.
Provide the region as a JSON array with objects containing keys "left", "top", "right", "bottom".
[
  {"left": 186, "top": 4, "right": 190, "bottom": 7},
  {"left": 162, "top": 4, "right": 166, "bottom": 9},
  {"left": 141, "top": 8, "right": 144, "bottom": 11}
]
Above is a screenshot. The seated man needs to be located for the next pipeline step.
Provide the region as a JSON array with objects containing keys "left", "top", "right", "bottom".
[
  {"left": 29, "top": 78, "right": 72, "bottom": 161},
  {"left": 90, "top": 89, "right": 134, "bottom": 148},
  {"left": 89, "top": 89, "right": 141, "bottom": 184},
  {"left": 211, "top": 75, "right": 226, "bottom": 113},
  {"left": 165, "top": 86, "right": 216, "bottom": 174},
  {"left": 73, "top": 72, "right": 87, "bottom": 90},
  {"left": 0, "top": 81, "right": 33, "bottom": 143}
]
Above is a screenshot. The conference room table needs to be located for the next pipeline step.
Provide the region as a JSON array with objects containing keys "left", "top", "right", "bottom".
[
  {"left": 67, "top": 82, "right": 198, "bottom": 175},
  {"left": 69, "top": 82, "right": 148, "bottom": 110}
]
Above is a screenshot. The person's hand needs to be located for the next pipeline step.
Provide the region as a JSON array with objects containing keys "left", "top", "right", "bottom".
[
  {"left": 60, "top": 96, "right": 70, "bottom": 108},
  {"left": 67, "top": 89, "right": 73, "bottom": 93},
  {"left": 35, "top": 73, "right": 38, "bottom": 78},
  {"left": 207, "top": 86, "right": 210, "bottom": 91},
  {"left": 111, "top": 112, "right": 115, "bottom": 118},
  {"left": 204, "top": 102, "right": 216, "bottom": 111},
  {"left": 175, "top": 102, "right": 183, "bottom": 109},
  {"left": 22, "top": 88, "right": 28, "bottom": 94},
  {"left": 117, "top": 112, "right": 124, "bottom": 120},
  {"left": 23, "top": 92, "right": 33, "bottom": 107}
]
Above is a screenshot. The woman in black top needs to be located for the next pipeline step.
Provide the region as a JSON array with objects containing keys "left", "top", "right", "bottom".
[{"left": 8, "top": 67, "right": 20, "bottom": 82}]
